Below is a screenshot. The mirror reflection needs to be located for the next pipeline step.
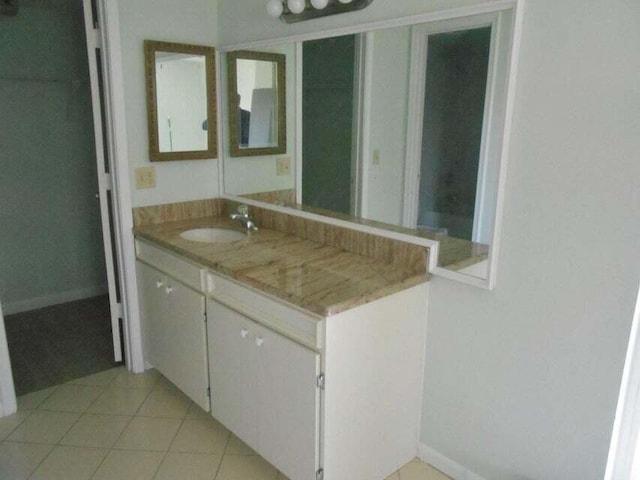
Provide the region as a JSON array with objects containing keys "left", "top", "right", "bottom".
[
  {"left": 155, "top": 52, "right": 208, "bottom": 152},
  {"left": 227, "top": 50, "right": 286, "bottom": 157},
  {"left": 223, "top": 10, "right": 516, "bottom": 282},
  {"left": 144, "top": 40, "right": 217, "bottom": 162}
]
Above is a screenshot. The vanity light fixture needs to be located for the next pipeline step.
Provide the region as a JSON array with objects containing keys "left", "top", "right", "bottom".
[{"left": 266, "top": 0, "right": 374, "bottom": 23}]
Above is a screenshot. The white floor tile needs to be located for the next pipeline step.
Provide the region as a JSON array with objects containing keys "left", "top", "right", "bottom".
[
  {"left": 38, "top": 385, "right": 104, "bottom": 413},
  {"left": 225, "top": 434, "right": 255, "bottom": 455},
  {"left": 215, "top": 454, "right": 279, "bottom": 480},
  {"left": 0, "top": 411, "right": 30, "bottom": 442},
  {"left": 111, "top": 368, "right": 160, "bottom": 390},
  {"left": 60, "top": 413, "right": 132, "bottom": 448},
  {"left": 114, "top": 416, "right": 182, "bottom": 451},
  {"left": 0, "top": 441, "right": 53, "bottom": 480},
  {"left": 29, "top": 445, "right": 107, "bottom": 480},
  {"left": 16, "top": 386, "right": 58, "bottom": 411},
  {"left": 91, "top": 449, "right": 164, "bottom": 480},
  {"left": 87, "top": 386, "right": 150, "bottom": 415},
  {"left": 154, "top": 452, "right": 222, "bottom": 480},
  {"left": 137, "top": 384, "right": 191, "bottom": 418},
  {"left": 7, "top": 410, "right": 79, "bottom": 444},
  {"left": 69, "top": 367, "right": 124, "bottom": 387},
  {"left": 398, "top": 459, "right": 453, "bottom": 480},
  {"left": 186, "top": 402, "right": 210, "bottom": 419},
  {"left": 169, "top": 417, "right": 230, "bottom": 455}
]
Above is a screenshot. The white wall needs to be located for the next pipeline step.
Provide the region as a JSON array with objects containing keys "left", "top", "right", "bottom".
[
  {"left": 216, "top": 0, "right": 640, "bottom": 479},
  {"left": 422, "top": 1, "right": 640, "bottom": 478},
  {"left": 117, "top": 0, "right": 220, "bottom": 207}
]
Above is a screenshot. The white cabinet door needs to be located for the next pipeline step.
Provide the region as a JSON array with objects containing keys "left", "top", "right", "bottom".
[
  {"left": 136, "top": 261, "right": 209, "bottom": 411},
  {"left": 207, "top": 300, "right": 258, "bottom": 449},
  {"left": 162, "top": 275, "right": 209, "bottom": 411},
  {"left": 207, "top": 299, "right": 320, "bottom": 480},
  {"left": 136, "top": 261, "right": 166, "bottom": 366},
  {"left": 255, "top": 323, "right": 320, "bottom": 480}
]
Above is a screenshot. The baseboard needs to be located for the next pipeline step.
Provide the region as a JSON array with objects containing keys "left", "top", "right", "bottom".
[
  {"left": 417, "top": 443, "right": 487, "bottom": 480},
  {"left": 2, "top": 285, "right": 109, "bottom": 316}
]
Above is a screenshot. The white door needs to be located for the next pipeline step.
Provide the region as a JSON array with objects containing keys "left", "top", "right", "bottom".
[
  {"left": 82, "top": 0, "right": 123, "bottom": 362},
  {"left": 137, "top": 262, "right": 209, "bottom": 411},
  {"left": 208, "top": 298, "right": 321, "bottom": 479},
  {"left": 163, "top": 277, "right": 208, "bottom": 410},
  {"left": 135, "top": 262, "right": 164, "bottom": 364},
  {"left": 207, "top": 300, "right": 259, "bottom": 449},
  {"left": 255, "top": 322, "right": 321, "bottom": 480}
]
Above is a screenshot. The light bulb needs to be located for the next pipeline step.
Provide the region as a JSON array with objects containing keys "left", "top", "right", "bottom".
[
  {"left": 287, "top": 0, "right": 306, "bottom": 14},
  {"left": 266, "top": 0, "right": 284, "bottom": 17},
  {"left": 310, "top": 0, "right": 329, "bottom": 9}
]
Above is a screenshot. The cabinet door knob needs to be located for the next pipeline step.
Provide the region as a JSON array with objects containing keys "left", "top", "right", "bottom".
[
  {"left": 255, "top": 337, "right": 264, "bottom": 347},
  {"left": 165, "top": 286, "right": 173, "bottom": 294},
  {"left": 240, "top": 329, "right": 249, "bottom": 339},
  {"left": 156, "top": 280, "right": 164, "bottom": 288}
]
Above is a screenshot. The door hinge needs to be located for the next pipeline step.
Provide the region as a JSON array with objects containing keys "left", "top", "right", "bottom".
[
  {"left": 207, "top": 386, "right": 211, "bottom": 398},
  {"left": 114, "top": 301, "right": 123, "bottom": 319},
  {"left": 204, "top": 311, "right": 207, "bottom": 323},
  {"left": 316, "top": 373, "right": 325, "bottom": 390},
  {"left": 316, "top": 468, "right": 324, "bottom": 480}
]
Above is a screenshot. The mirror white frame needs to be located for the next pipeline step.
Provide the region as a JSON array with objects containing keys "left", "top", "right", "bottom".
[{"left": 218, "top": 0, "right": 525, "bottom": 290}]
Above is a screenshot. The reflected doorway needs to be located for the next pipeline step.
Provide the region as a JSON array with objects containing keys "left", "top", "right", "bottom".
[
  {"left": 418, "top": 26, "right": 492, "bottom": 242},
  {"left": 301, "top": 35, "right": 357, "bottom": 215}
]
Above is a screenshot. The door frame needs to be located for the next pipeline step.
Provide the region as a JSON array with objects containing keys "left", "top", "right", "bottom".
[
  {"left": 83, "top": 0, "right": 145, "bottom": 374},
  {"left": 83, "top": 0, "right": 123, "bottom": 363},
  {"left": 0, "top": 302, "right": 17, "bottom": 416}
]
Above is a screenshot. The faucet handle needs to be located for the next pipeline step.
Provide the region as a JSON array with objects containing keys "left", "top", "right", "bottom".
[{"left": 236, "top": 204, "right": 249, "bottom": 216}]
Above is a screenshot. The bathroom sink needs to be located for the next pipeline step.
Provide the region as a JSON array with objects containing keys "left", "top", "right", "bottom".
[{"left": 179, "top": 228, "right": 246, "bottom": 243}]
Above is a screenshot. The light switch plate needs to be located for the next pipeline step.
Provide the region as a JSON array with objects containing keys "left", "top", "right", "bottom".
[
  {"left": 276, "top": 157, "right": 291, "bottom": 176},
  {"left": 135, "top": 166, "right": 156, "bottom": 189}
]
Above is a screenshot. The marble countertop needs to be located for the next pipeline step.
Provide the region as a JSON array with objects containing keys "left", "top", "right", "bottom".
[{"left": 134, "top": 217, "right": 429, "bottom": 317}]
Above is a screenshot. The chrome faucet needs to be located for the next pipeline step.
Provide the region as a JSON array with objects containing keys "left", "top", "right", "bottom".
[{"left": 229, "top": 204, "right": 258, "bottom": 231}]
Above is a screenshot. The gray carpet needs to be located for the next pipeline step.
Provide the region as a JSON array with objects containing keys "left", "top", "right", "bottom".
[{"left": 4, "top": 295, "right": 122, "bottom": 395}]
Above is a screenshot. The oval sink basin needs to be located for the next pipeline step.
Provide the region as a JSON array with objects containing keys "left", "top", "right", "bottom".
[{"left": 180, "top": 228, "right": 246, "bottom": 243}]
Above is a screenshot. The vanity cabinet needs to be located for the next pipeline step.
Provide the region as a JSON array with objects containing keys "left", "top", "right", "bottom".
[
  {"left": 136, "top": 260, "right": 209, "bottom": 411},
  {"left": 207, "top": 299, "right": 320, "bottom": 480},
  {"left": 135, "top": 238, "right": 428, "bottom": 480}
]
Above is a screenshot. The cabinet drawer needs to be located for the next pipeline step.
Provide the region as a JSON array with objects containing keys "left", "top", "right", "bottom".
[
  {"left": 205, "top": 271, "right": 323, "bottom": 350},
  {"left": 136, "top": 239, "right": 204, "bottom": 292}
]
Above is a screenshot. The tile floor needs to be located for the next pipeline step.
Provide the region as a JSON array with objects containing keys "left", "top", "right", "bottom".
[{"left": 0, "top": 366, "right": 452, "bottom": 480}]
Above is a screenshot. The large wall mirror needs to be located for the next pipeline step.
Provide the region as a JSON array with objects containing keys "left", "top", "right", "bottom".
[
  {"left": 227, "top": 50, "right": 286, "bottom": 157},
  {"left": 222, "top": 6, "right": 520, "bottom": 288},
  {"left": 144, "top": 40, "right": 217, "bottom": 162}
]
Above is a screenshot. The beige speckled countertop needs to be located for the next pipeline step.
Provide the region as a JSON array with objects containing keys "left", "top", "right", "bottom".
[{"left": 134, "top": 216, "right": 429, "bottom": 317}]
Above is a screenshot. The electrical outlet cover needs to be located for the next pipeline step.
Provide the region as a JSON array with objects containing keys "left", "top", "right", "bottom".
[{"left": 276, "top": 157, "right": 291, "bottom": 176}]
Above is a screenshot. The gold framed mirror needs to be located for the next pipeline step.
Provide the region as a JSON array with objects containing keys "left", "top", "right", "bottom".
[
  {"left": 227, "top": 50, "right": 286, "bottom": 157},
  {"left": 144, "top": 40, "right": 217, "bottom": 162}
]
